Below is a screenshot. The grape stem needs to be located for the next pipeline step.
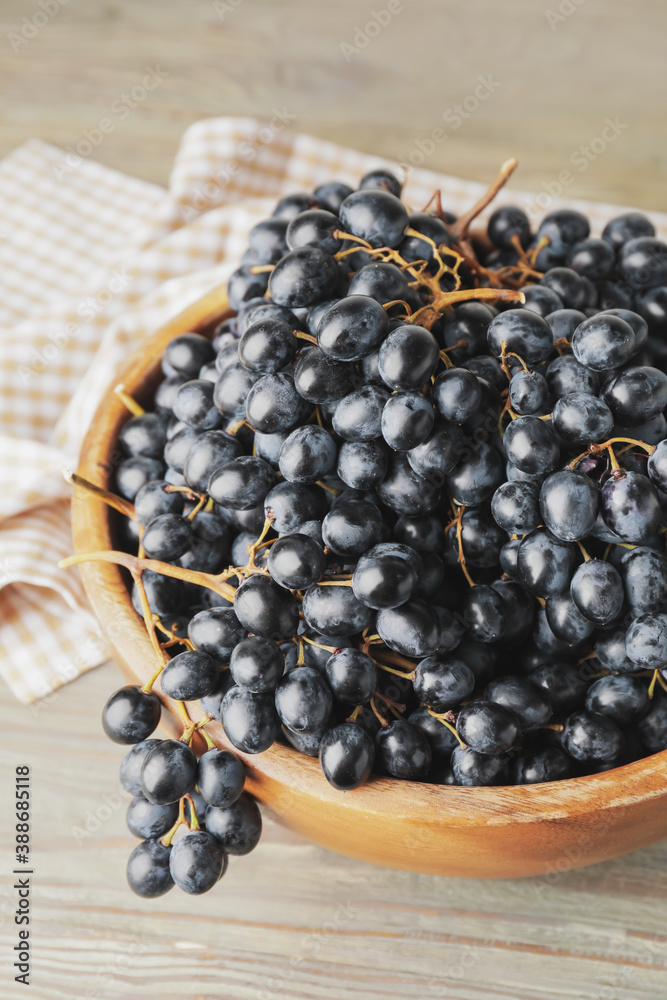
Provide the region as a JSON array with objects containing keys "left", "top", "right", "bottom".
[
  {"left": 451, "top": 502, "right": 476, "bottom": 588},
  {"left": 448, "top": 158, "right": 518, "bottom": 241},
  {"left": 184, "top": 793, "right": 200, "bottom": 831},
  {"left": 372, "top": 659, "right": 414, "bottom": 680},
  {"left": 426, "top": 708, "right": 466, "bottom": 748},
  {"left": 181, "top": 714, "right": 214, "bottom": 746},
  {"left": 64, "top": 471, "right": 137, "bottom": 520},
  {"left": 114, "top": 383, "right": 145, "bottom": 417},
  {"left": 369, "top": 696, "right": 390, "bottom": 727},
  {"left": 58, "top": 549, "right": 238, "bottom": 602},
  {"left": 161, "top": 796, "right": 187, "bottom": 847}
]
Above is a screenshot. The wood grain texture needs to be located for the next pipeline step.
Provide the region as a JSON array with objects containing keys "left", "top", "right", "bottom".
[
  {"left": 0, "top": 0, "right": 666, "bottom": 210},
  {"left": 2, "top": 663, "right": 667, "bottom": 1000},
  {"left": 70, "top": 287, "right": 667, "bottom": 883}
]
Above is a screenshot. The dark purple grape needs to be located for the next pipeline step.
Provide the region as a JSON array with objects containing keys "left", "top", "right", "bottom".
[
  {"left": 487, "top": 309, "right": 553, "bottom": 365},
  {"left": 116, "top": 457, "right": 166, "bottom": 501},
  {"left": 523, "top": 284, "right": 564, "bottom": 317},
  {"left": 332, "top": 384, "right": 389, "bottom": 441},
  {"left": 247, "top": 219, "right": 288, "bottom": 263},
  {"left": 539, "top": 470, "right": 598, "bottom": 542},
  {"left": 460, "top": 585, "right": 506, "bottom": 643},
  {"left": 586, "top": 674, "right": 648, "bottom": 726},
  {"left": 102, "top": 686, "right": 161, "bottom": 745},
  {"left": 141, "top": 513, "right": 192, "bottom": 561},
  {"left": 602, "top": 366, "right": 667, "bottom": 426},
  {"left": 407, "top": 421, "right": 462, "bottom": 487},
  {"left": 376, "top": 599, "right": 441, "bottom": 658},
  {"left": 570, "top": 559, "right": 624, "bottom": 626},
  {"left": 302, "top": 583, "right": 372, "bottom": 637},
  {"left": 314, "top": 181, "right": 354, "bottom": 214},
  {"left": 620, "top": 546, "right": 667, "bottom": 616},
  {"left": 634, "top": 694, "right": 667, "bottom": 753},
  {"left": 374, "top": 720, "right": 431, "bottom": 779},
  {"left": 230, "top": 636, "right": 284, "bottom": 693},
  {"left": 264, "top": 481, "right": 327, "bottom": 534},
  {"left": 127, "top": 839, "right": 174, "bottom": 898},
  {"left": 275, "top": 666, "right": 333, "bottom": 734},
  {"left": 456, "top": 699, "right": 520, "bottom": 754},
  {"left": 413, "top": 655, "right": 475, "bottom": 710},
  {"left": 545, "top": 590, "right": 594, "bottom": 644},
  {"left": 602, "top": 212, "right": 655, "bottom": 250},
  {"left": 317, "top": 294, "right": 389, "bottom": 361},
  {"left": 377, "top": 453, "right": 441, "bottom": 515},
  {"left": 220, "top": 685, "right": 279, "bottom": 753},
  {"left": 484, "top": 675, "right": 552, "bottom": 731},
  {"left": 352, "top": 547, "right": 417, "bottom": 611},
  {"left": 169, "top": 830, "right": 226, "bottom": 895},
  {"left": 571, "top": 314, "right": 635, "bottom": 371},
  {"left": 491, "top": 480, "right": 541, "bottom": 535},
  {"left": 273, "top": 192, "right": 322, "bottom": 221},
  {"left": 322, "top": 500, "right": 384, "bottom": 557},
  {"left": 488, "top": 205, "right": 530, "bottom": 250},
  {"left": 141, "top": 740, "right": 197, "bottom": 805},
  {"left": 513, "top": 748, "right": 573, "bottom": 784},
  {"left": 126, "top": 796, "right": 178, "bottom": 840},
  {"left": 265, "top": 533, "right": 324, "bottom": 590},
  {"left": 279, "top": 425, "right": 337, "bottom": 484},
  {"left": 503, "top": 416, "right": 559, "bottom": 476},
  {"left": 286, "top": 209, "right": 343, "bottom": 254},
  {"left": 625, "top": 612, "right": 667, "bottom": 668},
  {"left": 269, "top": 247, "right": 339, "bottom": 308},
  {"left": 197, "top": 748, "right": 245, "bottom": 808},
  {"left": 206, "top": 793, "right": 262, "bottom": 854},
  {"left": 120, "top": 740, "right": 162, "bottom": 796},
  {"left": 337, "top": 439, "right": 388, "bottom": 490},
  {"left": 451, "top": 747, "right": 508, "bottom": 786},
  {"left": 618, "top": 236, "right": 667, "bottom": 290},
  {"left": 160, "top": 650, "right": 220, "bottom": 702},
  {"left": 552, "top": 393, "right": 613, "bottom": 447},
  {"left": 441, "top": 302, "right": 496, "bottom": 359},
  {"left": 339, "top": 188, "right": 408, "bottom": 249},
  {"left": 509, "top": 370, "right": 549, "bottom": 416},
  {"left": 245, "top": 372, "right": 308, "bottom": 433},
  {"left": 294, "top": 348, "right": 358, "bottom": 404},
  {"left": 432, "top": 368, "right": 482, "bottom": 424},
  {"left": 381, "top": 391, "right": 434, "bottom": 451},
  {"left": 601, "top": 471, "right": 661, "bottom": 543},
  {"left": 319, "top": 723, "right": 375, "bottom": 790},
  {"left": 562, "top": 710, "right": 625, "bottom": 763},
  {"left": 324, "top": 649, "right": 377, "bottom": 704},
  {"left": 234, "top": 575, "right": 299, "bottom": 641},
  {"left": 188, "top": 607, "right": 245, "bottom": 659},
  {"left": 545, "top": 353, "right": 598, "bottom": 398},
  {"left": 517, "top": 528, "right": 577, "bottom": 598},
  {"left": 238, "top": 318, "right": 298, "bottom": 375},
  {"left": 529, "top": 662, "right": 588, "bottom": 717},
  {"left": 377, "top": 324, "right": 439, "bottom": 391},
  {"left": 447, "top": 441, "right": 505, "bottom": 506}
]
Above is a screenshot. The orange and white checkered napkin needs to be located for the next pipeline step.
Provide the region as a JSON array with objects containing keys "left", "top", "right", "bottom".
[{"left": 1, "top": 117, "right": 666, "bottom": 703}]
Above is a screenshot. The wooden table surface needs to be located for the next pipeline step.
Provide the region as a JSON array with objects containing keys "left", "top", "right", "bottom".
[{"left": 1, "top": 1, "right": 667, "bottom": 998}]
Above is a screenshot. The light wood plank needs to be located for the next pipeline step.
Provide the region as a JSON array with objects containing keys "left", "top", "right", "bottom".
[{"left": 2, "top": 664, "right": 667, "bottom": 999}]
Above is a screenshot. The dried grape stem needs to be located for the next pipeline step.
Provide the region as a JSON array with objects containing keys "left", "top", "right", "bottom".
[
  {"left": 59, "top": 549, "right": 237, "bottom": 602},
  {"left": 449, "top": 158, "right": 518, "bottom": 240}
]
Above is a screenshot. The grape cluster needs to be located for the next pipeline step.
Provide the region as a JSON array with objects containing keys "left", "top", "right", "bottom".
[{"left": 76, "top": 160, "right": 667, "bottom": 896}]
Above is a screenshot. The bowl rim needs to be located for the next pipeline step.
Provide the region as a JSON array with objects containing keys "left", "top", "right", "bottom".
[{"left": 70, "top": 284, "right": 667, "bottom": 829}]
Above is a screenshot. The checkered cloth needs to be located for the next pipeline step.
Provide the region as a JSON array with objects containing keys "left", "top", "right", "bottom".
[{"left": 1, "top": 117, "right": 666, "bottom": 703}]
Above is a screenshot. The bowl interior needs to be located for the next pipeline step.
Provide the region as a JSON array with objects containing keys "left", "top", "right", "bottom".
[{"left": 70, "top": 285, "right": 667, "bottom": 877}]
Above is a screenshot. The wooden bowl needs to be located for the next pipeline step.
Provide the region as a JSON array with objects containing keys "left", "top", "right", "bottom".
[{"left": 71, "top": 286, "right": 667, "bottom": 879}]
